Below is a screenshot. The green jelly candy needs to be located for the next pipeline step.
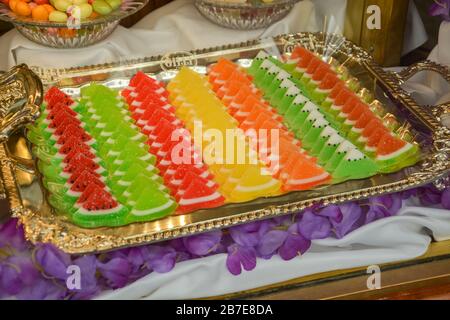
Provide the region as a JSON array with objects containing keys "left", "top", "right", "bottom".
[
  {"left": 321, "top": 97, "right": 334, "bottom": 112},
  {"left": 290, "top": 101, "right": 319, "bottom": 133},
  {"left": 302, "top": 118, "right": 330, "bottom": 150},
  {"left": 376, "top": 143, "right": 419, "bottom": 174},
  {"left": 325, "top": 141, "right": 356, "bottom": 172},
  {"left": 304, "top": 79, "right": 320, "bottom": 97},
  {"left": 253, "top": 59, "right": 275, "bottom": 86},
  {"left": 72, "top": 205, "right": 129, "bottom": 228},
  {"left": 285, "top": 95, "right": 308, "bottom": 128},
  {"left": 333, "top": 149, "right": 378, "bottom": 182},
  {"left": 299, "top": 72, "right": 313, "bottom": 87},
  {"left": 127, "top": 187, "right": 176, "bottom": 223},
  {"left": 318, "top": 133, "right": 345, "bottom": 165},
  {"left": 27, "top": 129, "right": 48, "bottom": 148},
  {"left": 123, "top": 174, "right": 167, "bottom": 204},
  {"left": 260, "top": 66, "right": 279, "bottom": 92},
  {"left": 248, "top": 51, "right": 269, "bottom": 75},
  {"left": 278, "top": 86, "right": 301, "bottom": 114},
  {"left": 297, "top": 112, "right": 324, "bottom": 139},
  {"left": 310, "top": 126, "right": 338, "bottom": 156},
  {"left": 45, "top": 180, "right": 68, "bottom": 197},
  {"left": 48, "top": 194, "right": 77, "bottom": 216},
  {"left": 266, "top": 69, "right": 291, "bottom": 94},
  {"left": 269, "top": 79, "right": 295, "bottom": 110},
  {"left": 327, "top": 103, "right": 343, "bottom": 118},
  {"left": 346, "top": 127, "right": 364, "bottom": 145}
]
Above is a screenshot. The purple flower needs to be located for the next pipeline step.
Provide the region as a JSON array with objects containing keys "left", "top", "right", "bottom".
[
  {"left": 317, "top": 205, "right": 343, "bottom": 223},
  {"left": 0, "top": 218, "right": 28, "bottom": 251},
  {"left": 69, "top": 255, "right": 99, "bottom": 300},
  {"left": 183, "top": 230, "right": 222, "bottom": 256},
  {"left": 418, "top": 185, "right": 442, "bottom": 206},
  {"left": 0, "top": 255, "right": 39, "bottom": 296},
  {"left": 16, "top": 278, "right": 65, "bottom": 300},
  {"left": 401, "top": 188, "right": 417, "bottom": 200},
  {"left": 226, "top": 244, "right": 257, "bottom": 275},
  {"left": 256, "top": 230, "right": 287, "bottom": 258},
  {"left": 442, "top": 187, "right": 450, "bottom": 209},
  {"left": 365, "top": 194, "right": 403, "bottom": 224},
  {"left": 429, "top": 0, "right": 450, "bottom": 21},
  {"left": 34, "top": 243, "right": 72, "bottom": 281},
  {"left": 331, "top": 202, "right": 363, "bottom": 239},
  {"left": 145, "top": 245, "right": 177, "bottom": 273},
  {"left": 278, "top": 223, "right": 310, "bottom": 261},
  {"left": 97, "top": 257, "right": 131, "bottom": 289},
  {"left": 229, "top": 221, "right": 274, "bottom": 247},
  {"left": 298, "top": 210, "right": 332, "bottom": 240}
]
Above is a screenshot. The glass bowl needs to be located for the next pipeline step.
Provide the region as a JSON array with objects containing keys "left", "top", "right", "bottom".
[
  {"left": 194, "top": 0, "right": 299, "bottom": 30},
  {"left": 0, "top": 0, "right": 148, "bottom": 48}
]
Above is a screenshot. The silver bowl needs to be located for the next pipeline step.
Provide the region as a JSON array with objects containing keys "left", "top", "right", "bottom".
[
  {"left": 194, "top": 0, "right": 299, "bottom": 30},
  {"left": 0, "top": 0, "right": 148, "bottom": 48}
]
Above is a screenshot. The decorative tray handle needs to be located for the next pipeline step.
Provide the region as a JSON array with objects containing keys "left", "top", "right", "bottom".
[
  {"left": 0, "top": 64, "right": 42, "bottom": 214},
  {"left": 392, "top": 60, "right": 450, "bottom": 189}
]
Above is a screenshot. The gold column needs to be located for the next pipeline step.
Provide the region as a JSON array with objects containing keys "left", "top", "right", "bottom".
[{"left": 344, "top": 0, "right": 410, "bottom": 66}]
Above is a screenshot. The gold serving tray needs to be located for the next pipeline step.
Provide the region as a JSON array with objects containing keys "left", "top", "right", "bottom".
[{"left": 1, "top": 33, "right": 449, "bottom": 254}]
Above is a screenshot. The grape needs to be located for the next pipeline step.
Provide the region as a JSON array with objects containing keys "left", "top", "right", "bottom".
[
  {"left": 92, "top": 0, "right": 112, "bottom": 15},
  {"left": 54, "top": 0, "right": 71, "bottom": 11},
  {"left": 79, "top": 3, "right": 92, "bottom": 19},
  {"left": 48, "top": 10, "right": 68, "bottom": 22},
  {"left": 105, "top": 0, "right": 120, "bottom": 10}
]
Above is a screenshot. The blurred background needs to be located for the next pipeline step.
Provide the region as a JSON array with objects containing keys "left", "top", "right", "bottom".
[{"left": 0, "top": 0, "right": 443, "bottom": 65}]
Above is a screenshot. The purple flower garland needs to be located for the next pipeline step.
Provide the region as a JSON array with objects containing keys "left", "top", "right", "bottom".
[
  {"left": 429, "top": 0, "right": 450, "bottom": 21},
  {"left": 0, "top": 184, "right": 448, "bottom": 299}
]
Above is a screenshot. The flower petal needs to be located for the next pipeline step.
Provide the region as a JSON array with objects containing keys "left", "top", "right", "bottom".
[
  {"left": 256, "top": 230, "right": 288, "bottom": 257},
  {"left": 331, "top": 202, "right": 363, "bottom": 239},
  {"left": 317, "top": 205, "right": 343, "bottom": 223},
  {"left": 183, "top": 230, "right": 222, "bottom": 256},
  {"left": 442, "top": 187, "right": 450, "bottom": 209},
  {"left": 35, "top": 243, "right": 72, "bottom": 281},
  {"left": 298, "top": 210, "right": 332, "bottom": 240},
  {"left": 278, "top": 224, "right": 311, "bottom": 260},
  {"left": 226, "top": 244, "right": 257, "bottom": 275},
  {"left": 97, "top": 257, "right": 131, "bottom": 289},
  {"left": 146, "top": 245, "right": 177, "bottom": 273}
]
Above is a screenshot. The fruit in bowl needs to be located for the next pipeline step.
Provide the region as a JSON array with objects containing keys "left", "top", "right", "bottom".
[{"left": 1, "top": 0, "right": 121, "bottom": 21}]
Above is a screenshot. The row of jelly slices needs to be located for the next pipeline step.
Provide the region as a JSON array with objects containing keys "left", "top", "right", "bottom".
[
  {"left": 28, "top": 87, "right": 129, "bottom": 228},
  {"left": 244, "top": 55, "right": 380, "bottom": 182},
  {"left": 277, "top": 47, "right": 420, "bottom": 172},
  {"left": 76, "top": 84, "right": 177, "bottom": 222},
  {"left": 166, "top": 67, "right": 283, "bottom": 203},
  {"left": 208, "top": 58, "right": 331, "bottom": 191},
  {"left": 121, "top": 71, "right": 225, "bottom": 214}
]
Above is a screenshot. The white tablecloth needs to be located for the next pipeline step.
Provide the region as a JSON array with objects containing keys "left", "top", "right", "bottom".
[
  {"left": 0, "top": 0, "right": 427, "bottom": 71},
  {"left": 0, "top": 0, "right": 447, "bottom": 300}
]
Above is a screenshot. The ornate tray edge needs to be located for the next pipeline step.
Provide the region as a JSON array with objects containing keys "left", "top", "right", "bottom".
[{"left": 1, "top": 33, "right": 449, "bottom": 254}]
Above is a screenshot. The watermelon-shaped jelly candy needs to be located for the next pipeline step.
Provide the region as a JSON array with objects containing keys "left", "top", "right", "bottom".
[
  {"left": 176, "top": 174, "right": 224, "bottom": 214},
  {"left": 325, "top": 141, "right": 356, "bottom": 172},
  {"left": 127, "top": 187, "right": 177, "bottom": 223},
  {"left": 73, "top": 185, "right": 128, "bottom": 228},
  {"left": 229, "top": 165, "right": 281, "bottom": 203},
  {"left": 317, "top": 133, "right": 345, "bottom": 165},
  {"left": 375, "top": 133, "right": 419, "bottom": 173},
  {"left": 280, "top": 154, "right": 330, "bottom": 191},
  {"left": 332, "top": 149, "right": 378, "bottom": 182}
]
